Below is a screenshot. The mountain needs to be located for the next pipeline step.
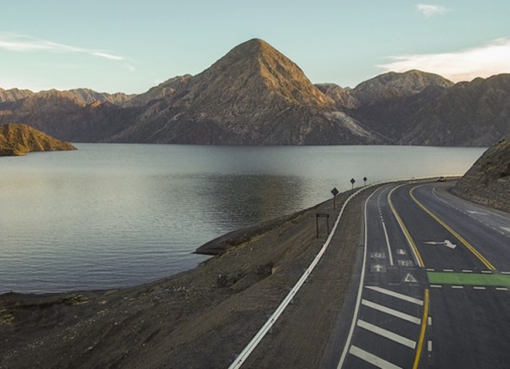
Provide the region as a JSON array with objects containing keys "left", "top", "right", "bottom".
[
  {"left": 452, "top": 136, "right": 510, "bottom": 212},
  {"left": 315, "top": 83, "right": 360, "bottom": 110},
  {"left": 352, "top": 70, "right": 454, "bottom": 106},
  {"left": 0, "top": 87, "right": 35, "bottom": 103},
  {"left": 397, "top": 74, "right": 510, "bottom": 146},
  {"left": 108, "top": 39, "right": 380, "bottom": 145},
  {"left": 1, "top": 39, "right": 509, "bottom": 147},
  {"left": 0, "top": 92, "right": 142, "bottom": 142},
  {"left": 0, "top": 123, "right": 76, "bottom": 156}
]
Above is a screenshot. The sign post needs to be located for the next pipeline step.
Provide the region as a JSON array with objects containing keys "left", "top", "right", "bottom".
[
  {"left": 331, "top": 187, "right": 339, "bottom": 210},
  {"left": 350, "top": 178, "right": 355, "bottom": 190}
]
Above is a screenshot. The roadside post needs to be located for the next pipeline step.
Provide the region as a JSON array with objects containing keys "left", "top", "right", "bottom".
[
  {"left": 316, "top": 213, "right": 330, "bottom": 238},
  {"left": 350, "top": 178, "right": 355, "bottom": 190},
  {"left": 331, "top": 187, "right": 339, "bottom": 210},
  {"left": 363, "top": 177, "right": 367, "bottom": 186}
]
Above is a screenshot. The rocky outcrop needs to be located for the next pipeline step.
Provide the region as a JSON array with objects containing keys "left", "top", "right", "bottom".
[
  {"left": 0, "top": 88, "right": 34, "bottom": 103},
  {"left": 0, "top": 123, "right": 76, "bottom": 156},
  {"left": 452, "top": 137, "right": 510, "bottom": 212},
  {"left": 315, "top": 83, "right": 360, "bottom": 110}
]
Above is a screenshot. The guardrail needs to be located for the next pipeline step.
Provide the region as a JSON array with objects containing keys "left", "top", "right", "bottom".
[{"left": 228, "top": 183, "right": 379, "bottom": 369}]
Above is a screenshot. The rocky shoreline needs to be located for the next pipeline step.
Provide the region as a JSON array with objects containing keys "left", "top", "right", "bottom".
[{"left": 0, "top": 187, "right": 366, "bottom": 369}]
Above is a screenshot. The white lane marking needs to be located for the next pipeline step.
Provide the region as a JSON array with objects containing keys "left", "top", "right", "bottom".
[
  {"left": 337, "top": 188, "right": 381, "bottom": 369},
  {"left": 362, "top": 299, "right": 421, "bottom": 325},
  {"left": 427, "top": 268, "right": 435, "bottom": 272},
  {"left": 496, "top": 287, "right": 509, "bottom": 291},
  {"left": 501, "top": 227, "right": 510, "bottom": 233},
  {"left": 443, "top": 269, "right": 454, "bottom": 272},
  {"left": 428, "top": 317, "right": 432, "bottom": 326},
  {"left": 358, "top": 320, "right": 416, "bottom": 349},
  {"left": 366, "top": 286, "right": 424, "bottom": 306},
  {"left": 467, "top": 210, "right": 487, "bottom": 215},
  {"left": 381, "top": 221, "right": 395, "bottom": 266},
  {"left": 349, "top": 346, "right": 402, "bottom": 369},
  {"left": 451, "top": 286, "right": 464, "bottom": 289},
  {"left": 427, "top": 340, "right": 433, "bottom": 352},
  {"left": 501, "top": 272, "right": 510, "bottom": 275},
  {"left": 481, "top": 271, "right": 493, "bottom": 274},
  {"left": 430, "top": 285, "right": 442, "bottom": 288},
  {"left": 473, "top": 286, "right": 486, "bottom": 290},
  {"left": 462, "top": 270, "right": 473, "bottom": 273}
]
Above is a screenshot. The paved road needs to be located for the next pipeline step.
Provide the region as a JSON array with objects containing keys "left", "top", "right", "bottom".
[{"left": 334, "top": 182, "right": 510, "bottom": 369}]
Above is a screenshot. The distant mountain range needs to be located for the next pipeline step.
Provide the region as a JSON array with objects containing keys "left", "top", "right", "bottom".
[{"left": 1, "top": 38, "right": 509, "bottom": 146}]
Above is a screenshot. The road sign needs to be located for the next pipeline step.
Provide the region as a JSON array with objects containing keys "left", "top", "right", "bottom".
[
  {"left": 331, "top": 187, "right": 339, "bottom": 196},
  {"left": 402, "top": 273, "right": 418, "bottom": 283}
]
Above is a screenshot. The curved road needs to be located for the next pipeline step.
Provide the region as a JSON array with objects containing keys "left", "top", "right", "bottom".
[{"left": 335, "top": 181, "right": 510, "bottom": 369}]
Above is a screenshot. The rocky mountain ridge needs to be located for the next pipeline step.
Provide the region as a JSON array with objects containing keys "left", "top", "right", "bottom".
[
  {"left": 0, "top": 38, "right": 509, "bottom": 146},
  {"left": 452, "top": 137, "right": 510, "bottom": 212},
  {"left": 0, "top": 123, "right": 76, "bottom": 156}
]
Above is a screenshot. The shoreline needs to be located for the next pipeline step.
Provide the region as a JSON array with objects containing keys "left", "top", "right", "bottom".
[{"left": 0, "top": 186, "right": 364, "bottom": 368}]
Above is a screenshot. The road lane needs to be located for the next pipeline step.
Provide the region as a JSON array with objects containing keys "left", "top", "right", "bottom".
[
  {"left": 337, "top": 181, "right": 510, "bottom": 369},
  {"left": 338, "top": 186, "right": 427, "bottom": 369}
]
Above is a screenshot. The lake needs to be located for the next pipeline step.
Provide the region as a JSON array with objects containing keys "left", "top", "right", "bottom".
[{"left": 0, "top": 144, "right": 485, "bottom": 294}]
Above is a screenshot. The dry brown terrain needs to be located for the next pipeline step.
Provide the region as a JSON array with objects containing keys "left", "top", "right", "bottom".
[{"left": 0, "top": 187, "right": 373, "bottom": 369}]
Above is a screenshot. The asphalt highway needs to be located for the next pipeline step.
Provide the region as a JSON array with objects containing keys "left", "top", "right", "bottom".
[{"left": 335, "top": 181, "right": 510, "bottom": 369}]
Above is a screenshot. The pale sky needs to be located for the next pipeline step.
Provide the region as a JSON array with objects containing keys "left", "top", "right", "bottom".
[{"left": 1, "top": 1, "right": 509, "bottom": 94}]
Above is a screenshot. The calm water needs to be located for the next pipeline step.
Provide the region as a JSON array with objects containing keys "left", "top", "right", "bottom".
[{"left": 0, "top": 144, "right": 485, "bottom": 294}]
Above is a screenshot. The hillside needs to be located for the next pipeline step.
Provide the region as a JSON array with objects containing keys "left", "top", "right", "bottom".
[
  {"left": 452, "top": 137, "right": 510, "bottom": 212},
  {"left": 0, "top": 123, "right": 76, "bottom": 156}
]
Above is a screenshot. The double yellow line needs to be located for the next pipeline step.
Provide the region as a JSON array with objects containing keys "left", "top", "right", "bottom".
[{"left": 409, "top": 186, "right": 496, "bottom": 271}]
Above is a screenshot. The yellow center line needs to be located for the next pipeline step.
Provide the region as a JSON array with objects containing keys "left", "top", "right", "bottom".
[
  {"left": 388, "top": 186, "right": 425, "bottom": 267},
  {"left": 413, "top": 288, "right": 429, "bottom": 369},
  {"left": 409, "top": 186, "right": 496, "bottom": 271}
]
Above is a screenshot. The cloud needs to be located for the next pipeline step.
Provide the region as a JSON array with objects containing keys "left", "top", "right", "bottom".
[
  {"left": 416, "top": 4, "right": 447, "bottom": 17},
  {"left": 377, "top": 38, "right": 510, "bottom": 82},
  {"left": 0, "top": 32, "right": 125, "bottom": 61}
]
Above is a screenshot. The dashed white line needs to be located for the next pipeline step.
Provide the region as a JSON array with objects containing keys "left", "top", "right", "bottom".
[
  {"left": 462, "top": 270, "right": 473, "bottom": 273},
  {"left": 430, "top": 285, "right": 442, "bottom": 288},
  {"left": 496, "top": 287, "right": 509, "bottom": 291},
  {"left": 381, "top": 221, "right": 394, "bottom": 266},
  {"left": 427, "top": 268, "right": 435, "bottom": 272},
  {"left": 500, "top": 227, "right": 510, "bottom": 233},
  {"left": 481, "top": 271, "right": 493, "bottom": 274},
  {"left": 451, "top": 286, "right": 464, "bottom": 289},
  {"left": 427, "top": 340, "right": 433, "bottom": 352},
  {"left": 443, "top": 269, "right": 454, "bottom": 272},
  {"left": 428, "top": 317, "right": 432, "bottom": 326},
  {"left": 362, "top": 299, "right": 421, "bottom": 325},
  {"left": 473, "top": 286, "right": 486, "bottom": 290},
  {"left": 357, "top": 320, "right": 417, "bottom": 349},
  {"left": 501, "top": 272, "right": 510, "bottom": 275},
  {"left": 365, "top": 286, "right": 424, "bottom": 306},
  {"left": 349, "top": 346, "right": 402, "bottom": 369}
]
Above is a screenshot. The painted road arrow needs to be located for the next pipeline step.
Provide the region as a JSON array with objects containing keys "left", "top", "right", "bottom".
[{"left": 423, "top": 240, "right": 457, "bottom": 250}]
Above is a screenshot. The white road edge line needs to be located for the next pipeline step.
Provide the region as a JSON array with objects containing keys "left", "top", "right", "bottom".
[
  {"left": 349, "top": 345, "right": 402, "bottom": 369},
  {"left": 336, "top": 187, "right": 381, "bottom": 369},
  {"left": 358, "top": 320, "right": 417, "bottom": 349},
  {"left": 365, "top": 286, "right": 424, "bottom": 306},
  {"left": 362, "top": 299, "right": 421, "bottom": 324},
  {"left": 430, "top": 285, "right": 442, "bottom": 288},
  {"left": 381, "top": 220, "right": 395, "bottom": 266},
  {"left": 496, "top": 287, "right": 509, "bottom": 291}
]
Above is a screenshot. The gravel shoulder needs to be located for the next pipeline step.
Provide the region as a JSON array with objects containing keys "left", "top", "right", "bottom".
[{"left": 0, "top": 187, "right": 374, "bottom": 369}]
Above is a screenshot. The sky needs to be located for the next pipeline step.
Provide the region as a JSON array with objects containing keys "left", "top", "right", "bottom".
[{"left": 1, "top": 1, "right": 509, "bottom": 94}]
